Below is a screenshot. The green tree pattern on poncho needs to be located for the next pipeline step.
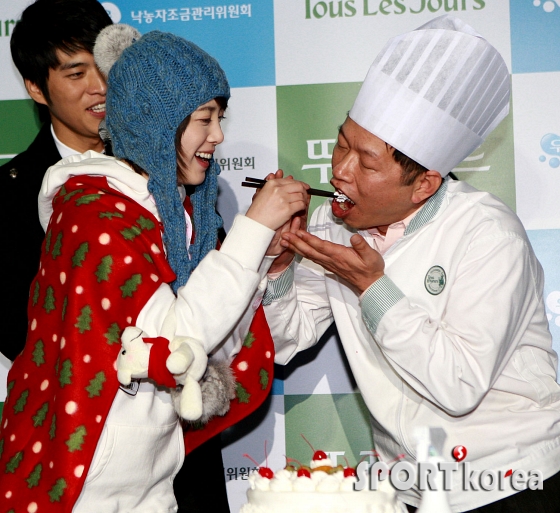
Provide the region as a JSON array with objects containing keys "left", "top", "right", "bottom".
[{"left": 0, "top": 175, "right": 175, "bottom": 512}]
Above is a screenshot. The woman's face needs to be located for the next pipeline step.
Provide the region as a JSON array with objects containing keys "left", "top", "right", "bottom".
[{"left": 177, "top": 99, "right": 225, "bottom": 186}]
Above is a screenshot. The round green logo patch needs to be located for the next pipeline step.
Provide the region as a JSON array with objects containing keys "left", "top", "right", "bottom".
[{"left": 425, "top": 266, "right": 446, "bottom": 295}]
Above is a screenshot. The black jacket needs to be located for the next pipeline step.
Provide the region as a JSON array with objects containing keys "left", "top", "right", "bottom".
[{"left": 0, "top": 123, "right": 61, "bottom": 361}]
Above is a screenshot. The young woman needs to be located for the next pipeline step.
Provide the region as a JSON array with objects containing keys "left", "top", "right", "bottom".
[{"left": 0, "top": 27, "right": 308, "bottom": 512}]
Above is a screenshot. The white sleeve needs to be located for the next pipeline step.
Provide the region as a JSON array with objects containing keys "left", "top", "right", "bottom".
[
  {"left": 209, "top": 255, "right": 276, "bottom": 362},
  {"left": 361, "top": 233, "right": 546, "bottom": 416},
  {"left": 263, "top": 256, "right": 334, "bottom": 365},
  {"left": 136, "top": 214, "right": 275, "bottom": 357}
]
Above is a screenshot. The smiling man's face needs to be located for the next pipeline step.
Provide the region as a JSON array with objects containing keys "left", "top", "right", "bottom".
[
  {"left": 330, "top": 117, "right": 425, "bottom": 233},
  {"left": 26, "top": 49, "right": 106, "bottom": 153}
]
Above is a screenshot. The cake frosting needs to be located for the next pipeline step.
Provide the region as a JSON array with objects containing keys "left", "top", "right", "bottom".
[{"left": 240, "top": 454, "right": 404, "bottom": 513}]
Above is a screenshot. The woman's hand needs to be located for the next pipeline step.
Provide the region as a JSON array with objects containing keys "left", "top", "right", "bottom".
[
  {"left": 245, "top": 170, "right": 308, "bottom": 232},
  {"left": 246, "top": 170, "right": 309, "bottom": 274}
]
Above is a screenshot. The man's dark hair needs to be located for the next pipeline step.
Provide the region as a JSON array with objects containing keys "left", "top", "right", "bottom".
[
  {"left": 11, "top": 0, "right": 112, "bottom": 104},
  {"left": 389, "top": 146, "right": 429, "bottom": 186}
]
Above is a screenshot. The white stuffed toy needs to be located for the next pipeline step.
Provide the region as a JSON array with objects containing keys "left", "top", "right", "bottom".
[
  {"left": 117, "top": 326, "right": 212, "bottom": 421},
  {"left": 117, "top": 305, "right": 236, "bottom": 424}
]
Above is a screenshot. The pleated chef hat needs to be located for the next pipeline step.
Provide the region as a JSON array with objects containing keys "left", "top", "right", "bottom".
[{"left": 349, "top": 15, "right": 510, "bottom": 176}]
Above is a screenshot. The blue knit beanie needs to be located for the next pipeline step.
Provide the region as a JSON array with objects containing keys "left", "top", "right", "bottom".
[{"left": 101, "top": 29, "right": 230, "bottom": 293}]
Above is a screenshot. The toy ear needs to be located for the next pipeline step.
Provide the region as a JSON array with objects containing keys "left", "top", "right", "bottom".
[
  {"left": 121, "top": 326, "right": 144, "bottom": 345},
  {"left": 94, "top": 24, "right": 141, "bottom": 77}
]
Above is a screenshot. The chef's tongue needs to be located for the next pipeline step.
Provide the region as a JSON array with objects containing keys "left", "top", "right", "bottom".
[
  {"left": 338, "top": 199, "right": 354, "bottom": 212},
  {"left": 334, "top": 191, "right": 355, "bottom": 211}
]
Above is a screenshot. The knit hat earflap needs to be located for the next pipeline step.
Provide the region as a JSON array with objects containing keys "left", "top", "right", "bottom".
[{"left": 94, "top": 25, "right": 230, "bottom": 293}]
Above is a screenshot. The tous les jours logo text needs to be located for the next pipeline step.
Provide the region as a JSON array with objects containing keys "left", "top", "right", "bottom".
[
  {"left": 0, "top": 18, "right": 16, "bottom": 37},
  {"left": 305, "top": 0, "right": 485, "bottom": 19}
]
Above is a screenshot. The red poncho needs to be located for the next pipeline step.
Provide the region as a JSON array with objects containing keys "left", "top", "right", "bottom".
[
  {"left": 0, "top": 174, "right": 274, "bottom": 512},
  {"left": 0, "top": 175, "right": 174, "bottom": 510}
]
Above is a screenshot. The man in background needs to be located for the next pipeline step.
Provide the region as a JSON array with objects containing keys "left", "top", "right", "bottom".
[
  {"left": 0, "top": 0, "right": 110, "bottom": 361},
  {"left": 0, "top": 1, "right": 230, "bottom": 511}
]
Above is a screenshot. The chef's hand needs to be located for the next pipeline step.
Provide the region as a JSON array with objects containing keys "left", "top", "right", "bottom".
[{"left": 280, "top": 230, "right": 384, "bottom": 294}]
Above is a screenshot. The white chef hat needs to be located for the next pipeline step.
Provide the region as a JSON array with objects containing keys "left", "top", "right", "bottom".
[{"left": 349, "top": 15, "right": 510, "bottom": 177}]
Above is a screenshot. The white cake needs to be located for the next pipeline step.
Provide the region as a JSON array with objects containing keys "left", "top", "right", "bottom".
[{"left": 240, "top": 455, "right": 404, "bottom": 513}]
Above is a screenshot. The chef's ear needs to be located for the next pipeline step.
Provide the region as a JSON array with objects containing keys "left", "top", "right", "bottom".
[{"left": 411, "top": 170, "right": 442, "bottom": 204}]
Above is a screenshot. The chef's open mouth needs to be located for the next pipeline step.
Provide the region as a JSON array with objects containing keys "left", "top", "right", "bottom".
[{"left": 334, "top": 190, "right": 355, "bottom": 211}]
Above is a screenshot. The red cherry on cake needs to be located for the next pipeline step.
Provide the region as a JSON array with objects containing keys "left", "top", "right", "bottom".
[
  {"left": 258, "top": 467, "right": 274, "bottom": 479},
  {"left": 297, "top": 468, "right": 311, "bottom": 478},
  {"left": 343, "top": 467, "right": 357, "bottom": 478},
  {"left": 312, "top": 450, "right": 328, "bottom": 461},
  {"left": 302, "top": 434, "right": 329, "bottom": 464},
  {"left": 243, "top": 449, "right": 274, "bottom": 479}
]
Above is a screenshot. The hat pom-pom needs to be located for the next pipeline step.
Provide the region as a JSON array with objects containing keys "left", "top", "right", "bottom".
[{"left": 94, "top": 24, "right": 142, "bottom": 77}]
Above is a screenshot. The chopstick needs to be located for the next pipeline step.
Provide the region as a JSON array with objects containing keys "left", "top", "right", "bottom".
[{"left": 242, "top": 176, "right": 335, "bottom": 198}]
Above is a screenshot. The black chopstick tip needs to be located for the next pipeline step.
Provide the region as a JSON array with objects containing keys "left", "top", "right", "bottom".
[
  {"left": 245, "top": 176, "right": 266, "bottom": 184},
  {"left": 241, "top": 180, "right": 335, "bottom": 198}
]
